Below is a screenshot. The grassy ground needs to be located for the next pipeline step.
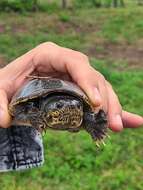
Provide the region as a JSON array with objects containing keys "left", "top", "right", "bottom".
[{"left": 0, "top": 3, "right": 143, "bottom": 190}]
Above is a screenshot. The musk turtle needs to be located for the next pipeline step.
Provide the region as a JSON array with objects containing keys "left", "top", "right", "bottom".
[{"left": 9, "top": 77, "right": 108, "bottom": 145}]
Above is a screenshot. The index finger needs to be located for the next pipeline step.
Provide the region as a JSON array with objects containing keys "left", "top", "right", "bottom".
[{"left": 34, "top": 43, "right": 103, "bottom": 107}]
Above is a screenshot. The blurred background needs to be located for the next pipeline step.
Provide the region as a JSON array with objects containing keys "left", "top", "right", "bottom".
[{"left": 0, "top": 0, "right": 143, "bottom": 190}]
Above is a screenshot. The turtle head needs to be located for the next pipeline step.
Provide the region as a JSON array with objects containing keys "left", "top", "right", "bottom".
[
  {"left": 11, "top": 94, "right": 83, "bottom": 131},
  {"left": 42, "top": 94, "right": 83, "bottom": 130},
  {"left": 83, "top": 110, "right": 108, "bottom": 142}
]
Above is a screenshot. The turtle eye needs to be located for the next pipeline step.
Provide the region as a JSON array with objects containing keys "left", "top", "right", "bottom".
[{"left": 56, "top": 102, "right": 64, "bottom": 109}]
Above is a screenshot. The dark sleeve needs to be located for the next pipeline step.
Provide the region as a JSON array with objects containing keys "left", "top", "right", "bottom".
[{"left": 0, "top": 125, "right": 44, "bottom": 171}]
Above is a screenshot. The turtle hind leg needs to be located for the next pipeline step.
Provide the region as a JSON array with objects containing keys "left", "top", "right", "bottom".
[
  {"left": 83, "top": 110, "right": 108, "bottom": 142},
  {"left": 85, "top": 125, "right": 106, "bottom": 141},
  {"left": 85, "top": 125, "right": 107, "bottom": 147}
]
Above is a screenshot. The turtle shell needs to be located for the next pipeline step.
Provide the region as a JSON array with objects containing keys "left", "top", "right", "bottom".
[
  {"left": 9, "top": 77, "right": 108, "bottom": 143},
  {"left": 9, "top": 78, "right": 93, "bottom": 115}
]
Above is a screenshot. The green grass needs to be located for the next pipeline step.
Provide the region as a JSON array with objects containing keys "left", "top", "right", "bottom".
[{"left": 0, "top": 3, "right": 143, "bottom": 190}]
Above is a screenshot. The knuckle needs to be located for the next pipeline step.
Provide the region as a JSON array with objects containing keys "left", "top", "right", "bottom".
[
  {"left": 34, "top": 42, "right": 60, "bottom": 65},
  {"left": 75, "top": 51, "right": 89, "bottom": 62},
  {"left": 106, "top": 81, "right": 113, "bottom": 89},
  {"left": 99, "top": 74, "right": 105, "bottom": 82},
  {"left": 95, "top": 70, "right": 105, "bottom": 82},
  {"left": 81, "top": 53, "right": 89, "bottom": 62},
  {"left": 39, "top": 42, "right": 57, "bottom": 48},
  {"left": 35, "top": 42, "right": 58, "bottom": 53},
  {"left": 118, "top": 103, "right": 122, "bottom": 112}
]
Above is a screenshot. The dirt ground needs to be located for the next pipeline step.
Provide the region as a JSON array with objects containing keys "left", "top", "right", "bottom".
[
  {"left": 0, "top": 15, "right": 142, "bottom": 70},
  {"left": 88, "top": 40, "right": 143, "bottom": 70}
]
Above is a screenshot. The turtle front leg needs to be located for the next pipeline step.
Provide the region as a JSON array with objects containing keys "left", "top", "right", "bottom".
[
  {"left": 83, "top": 110, "right": 108, "bottom": 145},
  {"left": 29, "top": 115, "right": 48, "bottom": 133}
]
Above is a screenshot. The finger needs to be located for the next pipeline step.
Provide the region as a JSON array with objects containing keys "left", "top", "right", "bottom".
[
  {"left": 34, "top": 43, "right": 106, "bottom": 108},
  {"left": 0, "top": 89, "right": 11, "bottom": 128},
  {"left": 63, "top": 54, "right": 103, "bottom": 107},
  {"left": 106, "top": 82, "right": 123, "bottom": 132},
  {"left": 122, "top": 110, "right": 143, "bottom": 128},
  {"left": 62, "top": 52, "right": 109, "bottom": 109},
  {"left": 77, "top": 76, "right": 102, "bottom": 107},
  {"left": 97, "top": 78, "right": 108, "bottom": 112}
]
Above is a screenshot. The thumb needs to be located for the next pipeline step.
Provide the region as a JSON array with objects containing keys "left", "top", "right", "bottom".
[
  {"left": 122, "top": 110, "right": 143, "bottom": 128},
  {"left": 0, "top": 89, "right": 11, "bottom": 128}
]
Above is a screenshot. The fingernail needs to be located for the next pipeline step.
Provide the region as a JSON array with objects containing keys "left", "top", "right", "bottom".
[
  {"left": 93, "top": 87, "right": 102, "bottom": 106},
  {"left": 137, "top": 116, "right": 143, "bottom": 125}
]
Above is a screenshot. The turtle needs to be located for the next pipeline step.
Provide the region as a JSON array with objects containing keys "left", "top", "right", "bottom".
[{"left": 9, "top": 77, "right": 108, "bottom": 145}]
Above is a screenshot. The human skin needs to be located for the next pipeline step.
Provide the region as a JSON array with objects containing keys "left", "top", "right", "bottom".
[{"left": 0, "top": 42, "right": 143, "bottom": 131}]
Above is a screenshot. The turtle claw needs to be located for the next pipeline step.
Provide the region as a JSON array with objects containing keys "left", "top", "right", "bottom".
[
  {"left": 95, "top": 141, "right": 100, "bottom": 148},
  {"left": 101, "top": 140, "right": 106, "bottom": 146},
  {"left": 106, "top": 134, "right": 111, "bottom": 139},
  {"left": 95, "top": 139, "right": 106, "bottom": 148}
]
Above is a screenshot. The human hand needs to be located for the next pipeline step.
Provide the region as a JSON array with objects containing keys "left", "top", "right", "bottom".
[{"left": 0, "top": 42, "right": 143, "bottom": 130}]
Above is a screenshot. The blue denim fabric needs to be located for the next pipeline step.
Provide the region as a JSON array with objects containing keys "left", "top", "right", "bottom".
[{"left": 0, "top": 126, "right": 44, "bottom": 172}]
